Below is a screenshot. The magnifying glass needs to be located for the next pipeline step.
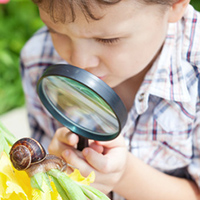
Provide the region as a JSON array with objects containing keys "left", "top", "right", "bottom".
[{"left": 37, "top": 64, "right": 127, "bottom": 150}]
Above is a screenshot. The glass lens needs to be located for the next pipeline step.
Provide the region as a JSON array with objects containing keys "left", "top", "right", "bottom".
[{"left": 42, "top": 76, "right": 119, "bottom": 135}]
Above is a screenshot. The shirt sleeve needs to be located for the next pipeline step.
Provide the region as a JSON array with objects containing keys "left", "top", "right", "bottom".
[
  {"left": 20, "top": 57, "right": 60, "bottom": 151},
  {"left": 187, "top": 91, "right": 200, "bottom": 188},
  {"left": 19, "top": 27, "right": 63, "bottom": 151}
]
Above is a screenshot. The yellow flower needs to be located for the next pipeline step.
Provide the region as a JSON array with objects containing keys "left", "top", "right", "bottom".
[
  {"left": 0, "top": 122, "right": 108, "bottom": 200},
  {"left": 0, "top": 151, "right": 31, "bottom": 200},
  {"left": 0, "top": 152, "right": 62, "bottom": 200},
  {"left": 32, "top": 180, "right": 62, "bottom": 200},
  {"left": 0, "top": 152, "right": 95, "bottom": 200},
  {"left": 68, "top": 169, "right": 95, "bottom": 186}
]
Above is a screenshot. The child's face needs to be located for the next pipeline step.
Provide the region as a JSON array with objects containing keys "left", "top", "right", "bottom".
[{"left": 39, "top": 0, "right": 170, "bottom": 88}]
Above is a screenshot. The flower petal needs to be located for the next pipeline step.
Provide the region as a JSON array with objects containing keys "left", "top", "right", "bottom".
[
  {"left": 0, "top": 173, "right": 7, "bottom": 198},
  {"left": 0, "top": 152, "right": 32, "bottom": 199},
  {"left": 31, "top": 173, "right": 62, "bottom": 200},
  {"left": 68, "top": 169, "right": 95, "bottom": 185},
  {"left": 50, "top": 181, "right": 62, "bottom": 200},
  {"left": 6, "top": 181, "right": 28, "bottom": 200}
]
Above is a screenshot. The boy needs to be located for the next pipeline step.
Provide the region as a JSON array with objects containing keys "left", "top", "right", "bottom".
[{"left": 20, "top": 0, "right": 200, "bottom": 199}]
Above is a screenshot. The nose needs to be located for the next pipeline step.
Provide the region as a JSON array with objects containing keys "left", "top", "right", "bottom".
[{"left": 69, "top": 42, "right": 99, "bottom": 69}]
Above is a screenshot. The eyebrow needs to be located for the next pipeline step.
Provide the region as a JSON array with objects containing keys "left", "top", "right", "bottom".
[
  {"left": 44, "top": 17, "right": 128, "bottom": 39},
  {"left": 40, "top": 9, "right": 129, "bottom": 39}
]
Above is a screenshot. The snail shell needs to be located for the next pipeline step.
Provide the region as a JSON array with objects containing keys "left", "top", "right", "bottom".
[{"left": 9, "top": 137, "right": 46, "bottom": 170}]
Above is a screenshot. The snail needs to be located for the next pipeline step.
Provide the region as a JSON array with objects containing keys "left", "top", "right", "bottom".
[
  {"left": 9, "top": 137, "right": 67, "bottom": 176},
  {"left": 25, "top": 154, "right": 67, "bottom": 177}
]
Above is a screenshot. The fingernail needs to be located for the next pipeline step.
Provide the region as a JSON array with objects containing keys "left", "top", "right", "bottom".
[
  {"left": 63, "top": 149, "right": 69, "bottom": 158},
  {"left": 83, "top": 148, "right": 88, "bottom": 156}
]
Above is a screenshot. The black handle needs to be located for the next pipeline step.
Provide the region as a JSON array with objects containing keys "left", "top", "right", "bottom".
[{"left": 77, "top": 135, "right": 88, "bottom": 151}]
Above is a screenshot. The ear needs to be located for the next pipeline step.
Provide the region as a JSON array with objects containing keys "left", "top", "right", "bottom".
[{"left": 168, "top": 0, "right": 190, "bottom": 23}]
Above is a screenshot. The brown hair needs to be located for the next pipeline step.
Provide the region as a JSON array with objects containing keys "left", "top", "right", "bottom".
[{"left": 32, "top": 0, "right": 177, "bottom": 22}]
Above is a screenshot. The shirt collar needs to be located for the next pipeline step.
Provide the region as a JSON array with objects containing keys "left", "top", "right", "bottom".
[{"left": 135, "top": 21, "right": 191, "bottom": 114}]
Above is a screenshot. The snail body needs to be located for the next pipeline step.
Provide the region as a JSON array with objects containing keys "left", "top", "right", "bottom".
[
  {"left": 26, "top": 154, "right": 67, "bottom": 177},
  {"left": 9, "top": 137, "right": 67, "bottom": 176}
]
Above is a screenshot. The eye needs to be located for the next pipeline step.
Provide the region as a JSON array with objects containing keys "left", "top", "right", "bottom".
[{"left": 96, "top": 38, "right": 120, "bottom": 45}]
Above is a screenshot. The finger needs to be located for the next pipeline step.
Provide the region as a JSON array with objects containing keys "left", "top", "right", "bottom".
[
  {"left": 61, "top": 149, "right": 93, "bottom": 177},
  {"left": 82, "top": 148, "right": 107, "bottom": 171},
  {"left": 89, "top": 141, "right": 104, "bottom": 154},
  {"left": 48, "top": 140, "right": 68, "bottom": 157},
  {"left": 48, "top": 127, "right": 79, "bottom": 156},
  {"left": 55, "top": 127, "right": 79, "bottom": 146},
  {"left": 82, "top": 146, "right": 127, "bottom": 173},
  {"left": 96, "top": 134, "right": 126, "bottom": 148},
  {"left": 66, "top": 166, "right": 74, "bottom": 174},
  {"left": 48, "top": 130, "right": 66, "bottom": 156}
]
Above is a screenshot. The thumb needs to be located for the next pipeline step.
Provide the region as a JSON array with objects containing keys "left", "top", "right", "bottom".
[{"left": 95, "top": 134, "right": 125, "bottom": 148}]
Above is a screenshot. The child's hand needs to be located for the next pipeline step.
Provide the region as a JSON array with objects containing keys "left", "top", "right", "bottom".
[
  {"left": 48, "top": 127, "right": 80, "bottom": 157},
  {"left": 48, "top": 127, "right": 104, "bottom": 156},
  {"left": 61, "top": 134, "right": 128, "bottom": 194},
  {"left": 49, "top": 127, "right": 128, "bottom": 194}
]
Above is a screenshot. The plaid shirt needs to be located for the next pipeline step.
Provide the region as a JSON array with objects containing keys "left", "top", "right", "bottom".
[{"left": 20, "top": 5, "right": 200, "bottom": 199}]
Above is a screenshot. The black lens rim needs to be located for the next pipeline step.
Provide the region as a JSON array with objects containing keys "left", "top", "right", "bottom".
[{"left": 37, "top": 64, "right": 127, "bottom": 141}]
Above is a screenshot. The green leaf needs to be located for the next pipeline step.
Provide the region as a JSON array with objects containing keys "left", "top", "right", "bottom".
[
  {"left": 0, "top": 121, "right": 17, "bottom": 146},
  {"left": 51, "top": 176, "right": 70, "bottom": 200},
  {"left": 43, "top": 172, "right": 53, "bottom": 191},
  {"left": 79, "top": 185, "right": 99, "bottom": 200},
  {"left": 0, "top": 131, "right": 11, "bottom": 156},
  {"left": 47, "top": 169, "right": 87, "bottom": 200},
  {"left": 3, "top": 137, "right": 10, "bottom": 156},
  {"left": 0, "top": 121, "right": 17, "bottom": 158},
  {"left": 79, "top": 184, "right": 110, "bottom": 200},
  {"left": 0, "top": 133, "right": 5, "bottom": 157},
  {"left": 31, "top": 172, "right": 49, "bottom": 192}
]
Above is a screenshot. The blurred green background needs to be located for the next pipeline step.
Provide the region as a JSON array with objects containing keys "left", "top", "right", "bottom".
[
  {"left": 0, "top": 0, "right": 43, "bottom": 114},
  {"left": 0, "top": 0, "right": 200, "bottom": 115}
]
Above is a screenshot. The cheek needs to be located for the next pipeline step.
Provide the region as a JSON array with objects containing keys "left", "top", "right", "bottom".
[
  {"left": 102, "top": 36, "right": 162, "bottom": 78},
  {"left": 102, "top": 44, "right": 146, "bottom": 73},
  {"left": 50, "top": 34, "right": 71, "bottom": 60}
]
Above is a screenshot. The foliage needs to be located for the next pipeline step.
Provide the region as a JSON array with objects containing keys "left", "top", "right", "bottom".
[
  {"left": 0, "top": 0, "right": 43, "bottom": 114},
  {"left": 0, "top": 0, "right": 199, "bottom": 115},
  {"left": 191, "top": 0, "right": 200, "bottom": 11}
]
